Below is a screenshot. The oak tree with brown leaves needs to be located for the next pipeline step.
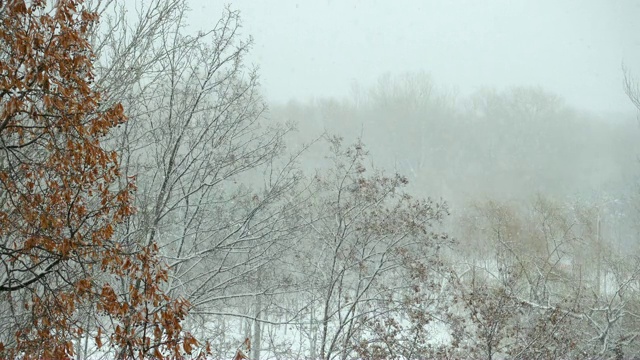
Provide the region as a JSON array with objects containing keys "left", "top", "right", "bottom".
[{"left": 0, "top": 1, "right": 200, "bottom": 358}]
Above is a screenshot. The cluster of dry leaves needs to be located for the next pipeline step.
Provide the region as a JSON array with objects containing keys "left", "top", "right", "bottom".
[{"left": 0, "top": 1, "right": 204, "bottom": 358}]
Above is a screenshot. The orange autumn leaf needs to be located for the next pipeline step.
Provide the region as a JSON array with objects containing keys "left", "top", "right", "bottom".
[{"left": 95, "top": 327, "right": 102, "bottom": 349}]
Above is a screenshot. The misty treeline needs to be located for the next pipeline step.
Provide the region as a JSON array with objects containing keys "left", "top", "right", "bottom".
[{"left": 3, "top": 0, "right": 640, "bottom": 359}]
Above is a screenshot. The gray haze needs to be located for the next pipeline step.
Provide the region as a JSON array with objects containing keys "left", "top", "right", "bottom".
[
  {"left": 6, "top": 0, "right": 640, "bottom": 358},
  {"left": 189, "top": 0, "right": 640, "bottom": 114}
]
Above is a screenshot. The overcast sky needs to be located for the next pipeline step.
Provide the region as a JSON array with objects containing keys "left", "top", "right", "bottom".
[{"left": 188, "top": 0, "right": 640, "bottom": 114}]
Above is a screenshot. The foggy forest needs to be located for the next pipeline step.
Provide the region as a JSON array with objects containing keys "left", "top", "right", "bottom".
[{"left": 1, "top": 0, "right": 640, "bottom": 359}]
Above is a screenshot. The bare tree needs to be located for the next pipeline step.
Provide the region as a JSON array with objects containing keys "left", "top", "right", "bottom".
[
  {"left": 450, "top": 195, "right": 640, "bottom": 359},
  {"left": 624, "top": 64, "right": 640, "bottom": 114},
  {"left": 288, "top": 137, "right": 450, "bottom": 360},
  {"left": 73, "top": 1, "right": 306, "bottom": 357}
]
